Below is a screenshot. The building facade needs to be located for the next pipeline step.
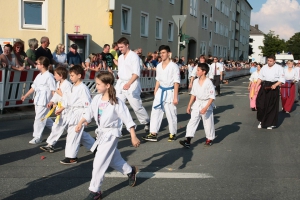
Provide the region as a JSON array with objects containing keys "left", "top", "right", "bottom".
[
  {"left": 249, "top": 24, "right": 265, "bottom": 63},
  {"left": 0, "top": 0, "right": 180, "bottom": 60},
  {"left": 181, "top": 0, "right": 252, "bottom": 61}
]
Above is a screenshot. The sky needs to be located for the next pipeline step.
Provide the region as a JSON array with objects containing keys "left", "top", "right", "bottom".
[{"left": 248, "top": 0, "right": 300, "bottom": 40}]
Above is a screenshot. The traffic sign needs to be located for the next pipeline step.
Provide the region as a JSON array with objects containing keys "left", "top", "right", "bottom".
[{"left": 172, "top": 15, "right": 187, "bottom": 28}]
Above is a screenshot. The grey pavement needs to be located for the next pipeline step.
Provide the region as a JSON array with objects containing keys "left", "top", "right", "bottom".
[{"left": 1, "top": 76, "right": 300, "bottom": 200}]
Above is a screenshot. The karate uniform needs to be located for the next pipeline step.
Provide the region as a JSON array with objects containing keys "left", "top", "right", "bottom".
[
  {"left": 62, "top": 82, "right": 95, "bottom": 158},
  {"left": 280, "top": 68, "right": 298, "bottom": 112},
  {"left": 256, "top": 64, "right": 285, "bottom": 127},
  {"left": 32, "top": 71, "right": 56, "bottom": 139},
  {"left": 186, "top": 78, "right": 215, "bottom": 140},
  {"left": 249, "top": 71, "right": 261, "bottom": 109},
  {"left": 149, "top": 61, "right": 181, "bottom": 134},
  {"left": 46, "top": 79, "right": 72, "bottom": 146},
  {"left": 83, "top": 94, "right": 136, "bottom": 193},
  {"left": 115, "top": 50, "right": 149, "bottom": 125}
]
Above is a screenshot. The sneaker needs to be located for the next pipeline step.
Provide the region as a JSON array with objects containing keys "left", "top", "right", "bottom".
[
  {"left": 286, "top": 111, "right": 290, "bottom": 113},
  {"left": 142, "top": 133, "right": 157, "bottom": 142},
  {"left": 60, "top": 157, "right": 78, "bottom": 165},
  {"left": 84, "top": 191, "right": 102, "bottom": 200},
  {"left": 29, "top": 137, "right": 41, "bottom": 144},
  {"left": 40, "top": 145, "right": 55, "bottom": 153},
  {"left": 127, "top": 166, "right": 138, "bottom": 187},
  {"left": 168, "top": 134, "right": 177, "bottom": 142},
  {"left": 267, "top": 126, "right": 276, "bottom": 130},
  {"left": 257, "top": 122, "right": 261, "bottom": 129},
  {"left": 144, "top": 124, "right": 149, "bottom": 132},
  {"left": 204, "top": 139, "right": 212, "bottom": 146},
  {"left": 179, "top": 140, "right": 190, "bottom": 149}
]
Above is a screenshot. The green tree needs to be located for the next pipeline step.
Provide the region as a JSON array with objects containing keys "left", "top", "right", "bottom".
[
  {"left": 286, "top": 32, "right": 300, "bottom": 60},
  {"left": 259, "top": 30, "right": 287, "bottom": 57}
]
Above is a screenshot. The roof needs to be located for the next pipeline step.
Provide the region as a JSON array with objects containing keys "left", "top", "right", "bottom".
[{"left": 250, "top": 25, "right": 264, "bottom": 35}]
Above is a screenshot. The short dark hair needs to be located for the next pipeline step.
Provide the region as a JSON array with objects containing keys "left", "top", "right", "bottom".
[
  {"left": 267, "top": 55, "right": 276, "bottom": 60},
  {"left": 197, "top": 63, "right": 210, "bottom": 75},
  {"left": 117, "top": 37, "right": 129, "bottom": 45},
  {"left": 69, "top": 65, "right": 84, "bottom": 78},
  {"left": 4, "top": 44, "right": 13, "bottom": 51},
  {"left": 103, "top": 44, "right": 110, "bottom": 49},
  {"left": 54, "top": 66, "right": 68, "bottom": 79},
  {"left": 158, "top": 45, "right": 171, "bottom": 52}
]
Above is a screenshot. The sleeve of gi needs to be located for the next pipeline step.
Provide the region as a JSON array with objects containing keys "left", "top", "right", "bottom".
[
  {"left": 173, "top": 64, "right": 181, "bottom": 84},
  {"left": 130, "top": 53, "right": 141, "bottom": 77},
  {"left": 116, "top": 99, "right": 136, "bottom": 132},
  {"left": 207, "top": 80, "right": 216, "bottom": 100},
  {"left": 48, "top": 74, "right": 56, "bottom": 91},
  {"left": 190, "top": 79, "right": 197, "bottom": 96},
  {"left": 83, "top": 95, "right": 98, "bottom": 123},
  {"left": 81, "top": 85, "right": 92, "bottom": 114},
  {"left": 50, "top": 82, "right": 59, "bottom": 103}
]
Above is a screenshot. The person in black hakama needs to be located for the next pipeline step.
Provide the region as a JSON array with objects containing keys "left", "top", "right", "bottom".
[{"left": 255, "top": 55, "right": 285, "bottom": 130}]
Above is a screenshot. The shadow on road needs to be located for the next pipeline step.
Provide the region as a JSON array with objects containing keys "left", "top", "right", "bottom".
[
  {"left": 214, "top": 122, "right": 241, "bottom": 144},
  {"left": 214, "top": 104, "right": 234, "bottom": 115}
]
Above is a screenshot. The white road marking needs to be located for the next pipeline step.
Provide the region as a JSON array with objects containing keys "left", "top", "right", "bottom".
[{"left": 105, "top": 172, "right": 213, "bottom": 179}]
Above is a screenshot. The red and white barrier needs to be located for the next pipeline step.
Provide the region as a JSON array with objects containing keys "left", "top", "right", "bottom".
[
  {"left": 224, "top": 68, "right": 250, "bottom": 79},
  {"left": 0, "top": 68, "right": 6, "bottom": 113}
]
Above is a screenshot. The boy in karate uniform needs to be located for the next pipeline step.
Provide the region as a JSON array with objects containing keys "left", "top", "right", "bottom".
[
  {"left": 40, "top": 66, "right": 72, "bottom": 152},
  {"left": 142, "top": 45, "right": 180, "bottom": 142},
  {"left": 180, "top": 63, "right": 216, "bottom": 148},
  {"left": 115, "top": 37, "right": 150, "bottom": 131},
  {"left": 55, "top": 65, "right": 95, "bottom": 164}
]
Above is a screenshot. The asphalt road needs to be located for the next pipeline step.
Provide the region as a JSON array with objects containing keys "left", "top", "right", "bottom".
[{"left": 0, "top": 76, "right": 300, "bottom": 200}]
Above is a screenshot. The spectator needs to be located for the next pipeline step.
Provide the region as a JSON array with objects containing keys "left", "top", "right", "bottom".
[
  {"left": 181, "top": 56, "right": 186, "bottom": 65},
  {"left": 66, "top": 44, "right": 85, "bottom": 68},
  {"left": 109, "top": 42, "right": 119, "bottom": 70},
  {"left": 25, "top": 38, "right": 39, "bottom": 66},
  {"left": 250, "top": 62, "right": 257, "bottom": 74},
  {"left": 0, "top": 44, "right": 20, "bottom": 70},
  {"left": 85, "top": 53, "right": 100, "bottom": 72},
  {"left": 145, "top": 55, "right": 154, "bottom": 70},
  {"left": 101, "top": 44, "right": 117, "bottom": 73},
  {"left": 96, "top": 53, "right": 106, "bottom": 70},
  {"left": 53, "top": 44, "right": 67, "bottom": 66},
  {"left": 35, "top": 36, "right": 56, "bottom": 64},
  {"left": 134, "top": 48, "right": 147, "bottom": 70},
  {"left": 151, "top": 51, "right": 159, "bottom": 67},
  {"left": 13, "top": 41, "right": 35, "bottom": 67}
]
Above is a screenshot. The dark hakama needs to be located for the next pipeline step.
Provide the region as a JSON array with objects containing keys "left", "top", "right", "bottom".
[
  {"left": 280, "top": 80, "right": 295, "bottom": 112},
  {"left": 256, "top": 81, "right": 279, "bottom": 127}
]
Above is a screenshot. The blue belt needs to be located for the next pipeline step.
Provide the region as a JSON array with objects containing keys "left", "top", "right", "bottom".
[{"left": 154, "top": 85, "right": 174, "bottom": 110}]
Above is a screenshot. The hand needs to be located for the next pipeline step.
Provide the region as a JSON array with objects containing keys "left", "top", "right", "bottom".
[
  {"left": 18, "top": 66, "right": 25, "bottom": 71},
  {"left": 188, "top": 83, "right": 193, "bottom": 89},
  {"left": 271, "top": 84, "right": 277, "bottom": 90},
  {"left": 21, "top": 95, "right": 26, "bottom": 101},
  {"left": 123, "top": 83, "right": 131, "bottom": 90},
  {"left": 75, "top": 124, "right": 82, "bottom": 133},
  {"left": 47, "top": 102, "right": 54, "bottom": 108},
  {"left": 200, "top": 107, "right": 208, "bottom": 114},
  {"left": 131, "top": 136, "right": 140, "bottom": 148},
  {"left": 186, "top": 106, "right": 191, "bottom": 114},
  {"left": 56, "top": 88, "right": 62, "bottom": 96},
  {"left": 173, "top": 98, "right": 178, "bottom": 105},
  {"left": 55, "top": 108, "right": 64, "bottom": 115}
]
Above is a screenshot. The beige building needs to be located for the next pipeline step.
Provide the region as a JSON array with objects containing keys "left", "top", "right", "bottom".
[
  {"left": 0, "top": 0, "right": 180, "bottom": 60},
  {"left": 181, "top": 0, "right": 252, "bottom": 61}
]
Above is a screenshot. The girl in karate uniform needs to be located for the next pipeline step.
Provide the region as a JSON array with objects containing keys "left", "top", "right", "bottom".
[
  {"left": 21, "top": 56, "right": 56, "bottom": 144},
  {"left": 248, "top": 64, "right": 261, "bottom": 111},
  {"left": 75, "top": 71, "right": 140, "bottom": 200},
  {"left": 179, "top": 63, "right": 216, "bottom": 148}
]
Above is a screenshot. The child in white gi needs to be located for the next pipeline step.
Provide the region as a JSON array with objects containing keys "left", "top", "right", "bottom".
[
  {"left": 55, "top": 65, "right": 95, "bottom": 164},
  {"left": 75, "top": 72, "right": 140, "bottom": 200},
  {"left": 21, "top": 56, "right": 56, "bottom": 144},
  {"left": 115, "top": 37, "right": 150, "bottom": 131},
  {"left": 180, "top": 63, "right": 216, "bottom": 148},
  {"left": 40, "top": 66, "right": 72, "bottom": 153},
  {"left": 142, "top": 45, "right": 180, "bottom": 142}
]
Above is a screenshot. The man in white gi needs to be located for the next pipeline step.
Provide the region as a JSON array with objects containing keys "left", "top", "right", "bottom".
[
  {"left": 210, "top": 57, "right": 223, "bottom": 96},
  {"left": 115, "top": 37, "right": 150, "bottom": 131},
  {"left": 142, "top": 45, "right": 180, "bottom": 142}
]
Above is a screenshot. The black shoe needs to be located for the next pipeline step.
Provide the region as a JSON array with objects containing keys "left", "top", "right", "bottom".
[
  {"left": 128, "top": 166, "right": 138, "bottom": 187},
  {"left": 142, "top": 133, "right": 157, "bottom": 142},
  {"left": 60, "top": 157, "right": 78, "bottom": 165},
  {"left": 168, "top": 134, "right": 177, "bottom": 142},
  {"left": 40, "top": 145, "right": 55, "bottom": 153},
  {"left": 204, "top": 139, "right": 212, "bottom": 147},
  {"left": 179, "top": 140, "right": 190, "bottom": 149},
  {"left": 84, "top": 191, "right": 102, "bottom": 200}
]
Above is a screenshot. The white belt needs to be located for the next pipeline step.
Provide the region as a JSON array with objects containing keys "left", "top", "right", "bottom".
[{"left": 91, "top": 127, "right": 118, "bottom": 152}]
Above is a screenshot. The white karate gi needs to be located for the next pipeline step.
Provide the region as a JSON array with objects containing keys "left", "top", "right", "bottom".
[
  {"left": 115, "top": 50, "right": 149, "bottom": 125},
  {"left": 150, "top": 61, "right": 181, "bottom": 134},
  {"left": 83, "top": 94, "right": 136, "bottom": 193},
  {"left": 46, "top": 80, "right": 72, "bottom": 146},
  {"left": 31, "top": 71, "right": 56, "bottom": 139},
  {"left": 62, "top": 82, "right": 95, "bottom": 158},
  {"left": 258, "top": 64, "right": 285, "bottom": 83},
  {"left": 186, "top": 78, "right": 216, "bottom": 140}
]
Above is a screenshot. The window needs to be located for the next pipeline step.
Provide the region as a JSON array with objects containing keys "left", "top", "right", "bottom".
[
  {"left": 215, "top": 0, "right": 220, "bottom": 10},
  {"left": 121, "top": 5, "right": 132, "bottom": 34},
  {"left": 200, "top": 42, "right": 206, "bottom": 55},
  {"left": 214, "top": 21, "right": 219, "bottom": 33},
  {"left": 155, "top": 17, "right": 162, "bottom": 39},
  {"left": 209, "top": 31, "right": 212, "bottom": 46},
  {"left": 190, "top": 0, "right": 198, "bottom": 17},
  {"left": 201, "top": 14, "right": 208, "bottom": 29},
  {"left": 169, "top": 0, "right": 175, "bottom": 4},
  {"left": 210, "top": 6, "right": 213, "bottom": 18},
  {"left": 20, "top": 0, "right": 48, "bottom": 29},
  {"left": 168, "top": 21, "right": 174, "bottom": 41},
  {"left": 140, "top": 12, "right": 149, "bottom": 37}
]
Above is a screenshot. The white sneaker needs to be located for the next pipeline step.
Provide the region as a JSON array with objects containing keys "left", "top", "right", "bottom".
[
  {"left": 29, "top": 137, "right": 41, "bottom": 144},
  {"left": 144, "top": 124, "right": 149, "bottom": 132},
  {"left": 267, "top": 126, "right": 276, "bottom": 130},
  {"left": 257, "top": 122, "right": 261, "bottom": 129}
]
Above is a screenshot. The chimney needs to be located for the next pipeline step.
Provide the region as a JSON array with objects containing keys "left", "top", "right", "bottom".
[{"left": 255, "top": 24, "right": 259, "bottom": 29}]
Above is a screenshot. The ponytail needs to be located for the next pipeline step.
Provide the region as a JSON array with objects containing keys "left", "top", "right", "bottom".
[{"left": 108, "top": 85, "right": 118, "bottom": 105}]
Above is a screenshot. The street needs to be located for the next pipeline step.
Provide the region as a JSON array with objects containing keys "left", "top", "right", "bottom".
[{"left": 1, "top": 76, "right": 300, "bottom": 200}]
